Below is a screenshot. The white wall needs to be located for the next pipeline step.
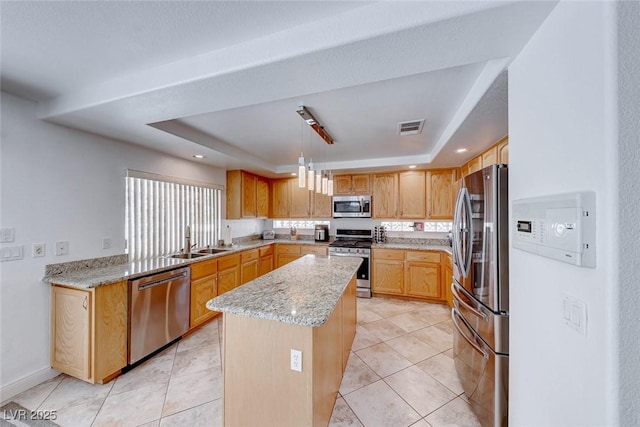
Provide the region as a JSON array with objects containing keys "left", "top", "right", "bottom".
[
  {"left": 616, "top": 1, "right": 640, "bottom": 424},
  {"left": 0, "top": 92, "right": 260, "bottom": 398},
  {"left": 508, "top": 2, "right": 619, "bottom": 425}
]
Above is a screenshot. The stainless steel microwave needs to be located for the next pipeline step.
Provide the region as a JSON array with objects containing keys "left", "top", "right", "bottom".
[{"left": 332, "top": 195, "right": 371, "bottom": 218}]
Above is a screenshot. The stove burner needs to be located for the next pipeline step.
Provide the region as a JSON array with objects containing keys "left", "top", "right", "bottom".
[{"left": 329, "top": 240, "right": 372, "bottom": 249}]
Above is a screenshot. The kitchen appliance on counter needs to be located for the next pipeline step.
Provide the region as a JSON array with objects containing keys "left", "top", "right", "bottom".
[
  {"left": 328, "top": 229, "right": 372, "bottom": 298},
  {"left": 128, "top": 266, "right": 190, "bottom": 364},
  {"left": 263, "top": 230, "right": 275, "bottom": 240},
  {"left": 451, "top": 164, "right": 509, "bottom": 427},
  {"left": 314, "top": 224, "right": 329, "bottom": 242},
  {"left": 332, "top": 195, "right": 371, "bottom": 218}
]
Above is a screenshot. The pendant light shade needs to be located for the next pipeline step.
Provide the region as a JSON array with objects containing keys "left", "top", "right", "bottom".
[
  {"left": 322, "top": 175, "right": 328, "bottom": 195},
  {"left": 328, "top": 176, "right": 334, "bottom": 196},
  {"left": 315, "top": 170, "right": 322, "bottom": 194},
  {"left": 298, "top": 154, "right": 305, "bottom": 188},
  {"left": 307, "top": 160, "right": 314, "bottom": 191}
]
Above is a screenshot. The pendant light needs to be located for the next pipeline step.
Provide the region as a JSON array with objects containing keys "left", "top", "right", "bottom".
[
  {"left": 308, "top": 160, "right": 315, "bottom": 191},
  {"left": 328, "top": 171, "right": 334, "bottom": 197},
  {"left": 322, "top": 173, "right": 328, "bottom": 195},
  {"left": 297, "top": 120, "right": 305, "bottom": 188},
  {"left": 315, "top": 169, "right": 322, "bottom": 193}
]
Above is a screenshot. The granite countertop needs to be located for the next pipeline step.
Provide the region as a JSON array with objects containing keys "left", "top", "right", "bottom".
[
  {"left": 206, "top": 255, "right": 362, "bottom": 327},
  {"left": 373, "top": 242, "right": 453, "bottom": 255},
  {"left": 42, "top": 239, "right": 330, "bottom": 289}
]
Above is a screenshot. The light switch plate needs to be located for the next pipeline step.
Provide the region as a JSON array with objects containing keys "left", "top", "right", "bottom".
[
  {"left": 0, "top": 228, "right": 15, "bottom": 243},
  {"left": 55, "top": 241, "right": 69, "bottom": 256},
  {"left": 102, "top": 238, "right": 112, "bottom": 250},
  {"left": 563, "top": 294, "right": 587, "bottom": 335}
]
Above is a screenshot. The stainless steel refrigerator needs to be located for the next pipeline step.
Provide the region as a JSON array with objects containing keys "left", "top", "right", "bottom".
[{"left": 451, "top": 164, "right": 509, "bottom": 427}]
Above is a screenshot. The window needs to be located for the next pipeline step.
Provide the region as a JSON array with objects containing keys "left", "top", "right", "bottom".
[
  {"left": 381, "top": 221, "right": 453, "bottom": 232},
  {"left": 125, "top": 171, "right": 222, "bottom": 260},
  {"left": 272, "top": 220, "right": 330, "bottom": 230}
]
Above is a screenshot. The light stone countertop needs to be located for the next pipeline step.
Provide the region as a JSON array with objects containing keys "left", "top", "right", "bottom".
[
  {"left": 42, "top": 239, "right": 330, "bottom": 289},
  {"left": 206, "top": 255, "right": 362, "bottom": 327}
]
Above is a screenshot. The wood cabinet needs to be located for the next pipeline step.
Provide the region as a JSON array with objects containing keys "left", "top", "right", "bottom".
[
  {"left": 398, "top": 171, "right": 426, "bottom": 219},
  {"left": 190, "top": 259, "right": 218, "bottom": 328},
  {"left": 482, "top": 146, "right": 498, "bottom": 167},
  {"left": 497, "top": 137, "right": 509, "bottom": 164},
  {"left": 405, "top": 251, "right": 441, "bottom": 299},
  {"left": 443, "top": 253, "right": 453, "bottom": 308},
  {"left": 270, "top": 179, "right": 291, "bottom": 218},
  {"left": 427, "top": 169, "right": 456, "bottom": 219},
  {"left": 334, "top": 174, "right": 370, "bottom": 195},
  {"left": 258, "top": 245, "right": 274, "bottom": 276},
  {"left": 290, "top": 180, "right": 310, "bottom": 218},
  {"left": 372, "top": 249, "right": 447, "bottom": 302},
  {"left": 372, "top": 173, "right": 398, "bottom": 218},
  {"left": 311, "top": 191, "right": 332, "bottom": 218},
  {"left": 227, "top": 170, "right": 268, "bottom": 219},
  {"left": 467, "top": 156, "right": 483, "bottom": 175},
  {"left": 275, "top": 244, "right": 327, "bottom": 268},
  {"left": 240, "top": 249, "right": 259, "bottom": 285},
  {"left": 218, "top": 253, "right": 240, "bottom": 295},
  {"left": 372, "top": 250, "right": 405, "bottom": 295},
  {"left": 301, "top": 245, "right": 328, "bottom": 256},
  {"left": 51, "top": 281, "right": 127, "bottom": 384}
]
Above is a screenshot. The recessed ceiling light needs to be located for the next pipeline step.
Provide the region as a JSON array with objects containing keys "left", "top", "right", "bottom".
[
  {"left": 193, "top": 154, "right": 205, "bottom": 159},
  {"left": 408, "top": 165, "right": 417, "bottom": 169},
  {"left": 455, "top": 148, "right": 468, "bottom": 153},
  {"left": 291, "top": 172, "right": 297, "bottom": 176}
]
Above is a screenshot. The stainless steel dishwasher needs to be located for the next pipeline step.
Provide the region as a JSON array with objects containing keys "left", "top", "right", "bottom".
[{"left": 128, "top": 266, "right": 190, "bottom": 364}]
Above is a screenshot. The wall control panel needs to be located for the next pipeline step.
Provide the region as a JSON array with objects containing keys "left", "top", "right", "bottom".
[{"left": 513, "top": 191, "right": 595, "bottom": 268}]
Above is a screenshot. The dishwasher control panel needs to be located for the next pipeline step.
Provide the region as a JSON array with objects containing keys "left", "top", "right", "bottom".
[{"left": 513, "top": 191, "right": 596, "bottom": 268}]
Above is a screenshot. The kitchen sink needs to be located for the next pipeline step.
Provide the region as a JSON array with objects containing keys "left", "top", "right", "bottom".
[
  {"left": 169, "top": 253, "right": 207, "bottom": 259},
  {"left": 197, "top": 248, "right": 231, "bottom": 254}
]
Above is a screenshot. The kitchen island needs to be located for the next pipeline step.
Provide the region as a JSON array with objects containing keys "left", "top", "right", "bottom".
[{"left": 206, "top": 254, "right": 361, "bottom": 427}]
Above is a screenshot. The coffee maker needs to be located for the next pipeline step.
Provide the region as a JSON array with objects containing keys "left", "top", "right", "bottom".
[{"left": 314, "top": 224, "right": 329, "bottom": 242}]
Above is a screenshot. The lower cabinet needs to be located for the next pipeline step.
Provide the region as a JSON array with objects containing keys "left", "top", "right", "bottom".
[
  {"left": 190, "top": 259, "right": 218, "bottom": 329},
  {"left": 51, "top": 281, "right": 127, "bottom": 384},
  {"left": 372, "top": 249, "right": 446, "bottom": 303},
  {"left": 218, "top": 253, "right": 241, "bottom": 295},
  {"left": 240, "top": 249, "right": 259, "bottom": 285},
  {"left": 443, "top": 253, "right": 453, "bottom": 308},
  {"left": 258, "top": 245, "right": 274, "bottom": 276},
  {"left": 276, "top": 243, "right": 328, "bottom": 268}
]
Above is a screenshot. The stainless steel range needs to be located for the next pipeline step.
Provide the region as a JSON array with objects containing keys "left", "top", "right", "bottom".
[{"left": 328, "top": 229, "right": 372, "bottom": 298}]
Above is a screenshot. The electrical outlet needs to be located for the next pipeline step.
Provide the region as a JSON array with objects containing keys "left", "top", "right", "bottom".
[
  {"left": 32, "top": 243, "right": 45, "bottom": 257},
  {"left": 290, "top": 349, "right": 302, "bottom": 372},
  {"left": 102, "top": 237, "right": 112, "bottom": 249},
  {"left": 55, "top": 241, "right": 69, "bottom": 256}
]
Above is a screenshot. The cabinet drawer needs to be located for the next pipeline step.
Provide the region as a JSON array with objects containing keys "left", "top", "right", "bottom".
[
  {"left": 218, "top": 253, "right": 240, "bottom": 270},
  {"left": 405, "top": 251, "right": 441, "bottom": 263},
  {"left": 374, "top": 249, "right": 404, "bottom": 260},
  {"left": 301, "top": 246, "right": 327, "bottom": 256},
  {"left": 277, "top": 244, "right": 301, "bottom": 255},
  {"left": 191, "top": 259, "right": 217, "bottom": 280},
  {"left": 241, "top": 249, "right": 259, "bottom": 263},
  {"left": 259, "top": 245, "right": 274, "bottom": 257}
]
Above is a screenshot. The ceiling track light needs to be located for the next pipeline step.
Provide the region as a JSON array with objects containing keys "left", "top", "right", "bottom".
[{"left": 296, "top": 106, "right": 334, "bottom": 145}]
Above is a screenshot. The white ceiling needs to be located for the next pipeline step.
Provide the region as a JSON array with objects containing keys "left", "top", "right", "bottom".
[{"left": 0, "top": 1, "right": 557, "bottom": 176}]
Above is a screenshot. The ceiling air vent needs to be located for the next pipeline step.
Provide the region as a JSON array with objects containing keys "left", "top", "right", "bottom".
[{"left": 397, "top": 119, "right": 425, "bottom": 136}]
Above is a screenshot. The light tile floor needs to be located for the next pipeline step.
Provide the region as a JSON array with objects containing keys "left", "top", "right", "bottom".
[{"left": 7, "top": 297, "right": 480, "bottom": 427}]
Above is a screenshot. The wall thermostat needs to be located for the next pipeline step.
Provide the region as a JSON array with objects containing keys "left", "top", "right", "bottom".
[{"left": 512, "top": 191, "right": 595, "bottom": 268}]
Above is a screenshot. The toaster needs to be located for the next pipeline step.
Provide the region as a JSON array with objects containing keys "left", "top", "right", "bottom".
[{"left": 263, "top": 230, "right": 275, "bottom": 240}]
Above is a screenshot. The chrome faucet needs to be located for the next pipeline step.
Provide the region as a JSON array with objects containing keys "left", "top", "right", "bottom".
[{"left": 184, "top": 226, "right": 191, "bottom": 254}]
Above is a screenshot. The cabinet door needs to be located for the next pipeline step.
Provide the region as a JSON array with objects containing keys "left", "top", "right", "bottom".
[
  {"left": 406, "top": 261, "right": 441, "bottom": 299},
  {"left": 372, "top": 259, "right": 404, "bottom": 295},
  {"left": 270, "top": 179, "right": 290, "bottom": 218},
  {"left": 277, "top": 253, "right": 300, "bottom": 268},
  {"left": 258, "top": 254, "right": 274, "bottom": 276},
  {"left": 443, "top": 255, "right": 453, "bottom": 308},
  {"left": 93, "top": 281, "right": 128, "bottom": 382},
  {"left": 398, "top": 171, "right": 426, "bottom": 219},
  {"left": 290, "top": 179, "right": 310, "bottom": 218},
  {"left": 311, "top": 192, "right": 332, "bottom": 218},
  {"left": 498, "top": 139, "right": 509, "bottom": 164},
  {"left": 427, "top": 169, "right": 455, "bottom": 219},
  {"left": 256, "top": 176, "right": 270, "bottom": 218},
  {"left": 241, "top": 172, "right": 257, "bottom": 218},
  {"left": 352, "top": 174, "right": 370, "bottom": 194},
  {"left": 468, "top": 156, "right": 483, "bottom": 174},
  {"left": 334, "top": 175, "right": 353, "bottom": 195},
  {"left": 482, "top": 146, "right": 498, "bottom": 167},
  {"left": 372, "top": 174, "right": 398, "bottom": 218},
  {"left": 51, "top": 286, "right": 91, "bottom": 381},
  {"left": 218, "top": 266, "right": 239, "bottom": 295},
  {"left": 241, "top": 260, "right": 259, "bottom": 285},
  {"left": 301, "top": 246, "right": 328, "bottom": 256},
  {"left": 191, "top": 275, "right": 217, "bottom": 327}
]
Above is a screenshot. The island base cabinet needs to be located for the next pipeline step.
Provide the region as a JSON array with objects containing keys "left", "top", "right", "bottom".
[
  {"left": 51, "top": 281, "right": 127, "bottom": 384},
  {"left": 222, "top": 276, "right": 356, "bottom": 427}
]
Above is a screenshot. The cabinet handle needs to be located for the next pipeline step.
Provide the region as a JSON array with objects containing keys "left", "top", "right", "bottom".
[{"left": 82, "top": 296, "right": 87, "bottom": 310}]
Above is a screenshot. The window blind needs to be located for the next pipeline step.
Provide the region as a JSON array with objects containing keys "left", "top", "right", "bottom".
[{"left": 125, "top": 175, "right": 221, "bottom": 260}]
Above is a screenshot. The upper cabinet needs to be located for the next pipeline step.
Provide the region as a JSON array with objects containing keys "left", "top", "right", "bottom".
[
  {"left": 427, "top": 169, "right": 456, "bottom": 219},
  {"left": 227, "top": 170, "right": 269, "bottom": 219},
  {"left": 497, "top": 137, "right": 509, "bottom": 164},
  {"left": 372, "top": 174, "right": 398, "bottom": 218},
  {"left": 460, "top": 136, "right": 509, "bottom": 178},
  {"left": 269, "top": 178, "right": 331, "bottom": 219},
  {"left": 398, "top": 170, "right": 426, "bottom": 219},
  {"left": 334, "top": 174, "right": 371, "bottom": 195}
]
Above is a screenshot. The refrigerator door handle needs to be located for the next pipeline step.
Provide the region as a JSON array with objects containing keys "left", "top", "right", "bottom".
[
  {"left": 452, "top": 187, "right": 465, "bottom": 269},
  {"left": 452, "top": 308, "right": 488, "bottom": 360},
  {"left": 452, "top": 282, "right": 487, "bottom": 321},
  {"left": 460, "top": 187, "right": 473, "bottom": 277}
]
